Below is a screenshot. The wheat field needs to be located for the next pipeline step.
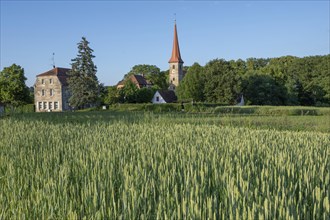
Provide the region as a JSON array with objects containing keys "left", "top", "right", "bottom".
[{"left": 0, "top": 112, "right": 329, "bottom": 219}]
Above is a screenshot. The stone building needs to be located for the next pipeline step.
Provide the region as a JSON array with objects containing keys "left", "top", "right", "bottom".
[{"left": 34, "top": 67, "right": 71, "bottom": 112}]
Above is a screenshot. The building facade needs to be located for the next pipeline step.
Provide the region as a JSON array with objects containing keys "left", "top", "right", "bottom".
[
  {"left": 168, "top": 22, "right": 184, "bottom": 91},
  {"left": 34, "top": 67, "right": 71, "bottom": 112}
]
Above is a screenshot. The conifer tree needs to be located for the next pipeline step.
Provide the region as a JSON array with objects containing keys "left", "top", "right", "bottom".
[{"left": 68, "top": 37, "right": 99, "bottom": 109}]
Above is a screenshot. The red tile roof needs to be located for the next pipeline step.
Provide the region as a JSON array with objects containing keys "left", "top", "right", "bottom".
[{"left": 168, "top": 23, "right": 184, "bottom": 63}]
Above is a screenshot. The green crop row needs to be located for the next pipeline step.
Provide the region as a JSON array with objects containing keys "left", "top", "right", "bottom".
[{"left": 0, "top": 112, "right": 329, "bottom": 219}]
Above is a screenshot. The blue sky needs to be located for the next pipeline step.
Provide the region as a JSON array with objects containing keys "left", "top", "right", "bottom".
[{"left": 1, "top": 1, "right": 329, "bottom": 87}]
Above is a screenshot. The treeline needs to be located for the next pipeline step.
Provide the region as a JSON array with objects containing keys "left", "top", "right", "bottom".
[{"left": 177, "top": 55, "right": 330, "bottom": 106}]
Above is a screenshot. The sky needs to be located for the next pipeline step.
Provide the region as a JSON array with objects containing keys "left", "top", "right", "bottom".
[{"left": 1, "top": 1, "right": 329, "bottom": 87}]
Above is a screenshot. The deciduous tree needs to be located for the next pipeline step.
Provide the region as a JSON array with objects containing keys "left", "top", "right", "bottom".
[
  {"left": 0, "top": 64, "right": 30, "bottom": 106},
  {"left": 176, "top": 62, "right": 205, "bottom": 101}
]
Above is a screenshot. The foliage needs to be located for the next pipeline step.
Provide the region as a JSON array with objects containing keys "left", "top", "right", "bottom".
[
  {"left": 125, "top": 64, "right": 168, "bottom": 89},
  {"left": 242, "top": 74, "right": 287, "bottom": 105},
  {"left": 4, "top": 104, "right": 35, "bottom": 114},
  {"left": 67, "top": 37, "right": 99, "bottom": 109},
  {"left": 203, "top": 59, "right": 242, "bottom": 104},
  {"left": 98, "top": 83, "right": 108, "bottom": 105},
  {"left": 104, "top": 86, "right": 121, "bottom": 105},
  {"left": 0, "top": 112, "right": 329, "bottom": 219},
  {"left": 0, "top": 64, "right": 31, "bottom": 106},
  {"left": 117, "top": 80, "right": 156, "bottom": 103},
  {"left": 176, "top": 62, "right": 205, "bottom": 101}
]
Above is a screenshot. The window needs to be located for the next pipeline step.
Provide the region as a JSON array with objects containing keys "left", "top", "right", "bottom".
[
  {"left": 38, "top": 102, "right": 42, "bottom": 110},
  {"left": 173, "top": 78, "right": 175, "bottom": 81},
  {"left": 41, "top": 89, "right": 45, "bottom": 96},
  {"left": 49, "top": 102, "right": 53, "bottom": 110},
  {"left": 43, "top": 102, "right": 47, "bottom": 109},
  {"left": 50, "top": 89, "right": 54, "bottom": 96},
  {"left": 49, "top": 79, "right": 53, "bottom": 84},
  {"left": 172, "top": 65, "right": 175, "bottom": 69},
  {"left": 54, "top": 102, "right": 58, "bottom": 110},
  {"left": 156, "top": 96, "right": 159, "bottom": 102},
  {"left": 41, "top": 79, "right": 45, "bottom": 84}
]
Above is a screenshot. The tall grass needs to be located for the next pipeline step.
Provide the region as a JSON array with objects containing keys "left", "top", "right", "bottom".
[{"left": 0, "top": 112, "right": 329, "bottom": 219}]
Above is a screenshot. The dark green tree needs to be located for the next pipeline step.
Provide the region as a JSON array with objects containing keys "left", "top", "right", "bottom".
[
  {"left": 243, "top": 74, "right": 287, "bottom": 105},
  {"left": 203, "top": 59, "right": 242, "bottom": 104},
  {"left": 0, "top": 64, "right": 30, "bottom": 106},
  {"left": 176, "top": 62, "right": 205, "bottom": 101},
  {"left": 135, "top": 87, "right": 155, "bottom": 103},
  {"left": 67, "top": 37, "right": 99, "bottom": 109},
  {"left": 246, "top": 58, "right": 270, "bottom": 71},
  {"left": 286, "top": 55, "right": 330, "bottom": 105}
]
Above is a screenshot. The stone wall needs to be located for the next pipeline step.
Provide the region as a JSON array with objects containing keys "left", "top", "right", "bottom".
[{"left": 34, "top": 76, "right": 67, "bottom": 112}]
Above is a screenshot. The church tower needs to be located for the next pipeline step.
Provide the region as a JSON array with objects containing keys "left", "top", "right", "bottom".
[{"left": 168, "top": 21, "right": 184, "bottom": 91}]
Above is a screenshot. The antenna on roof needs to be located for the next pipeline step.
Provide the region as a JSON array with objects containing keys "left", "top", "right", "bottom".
[{"left": 52, "top": 52, "right": 55, "bottom": 68}]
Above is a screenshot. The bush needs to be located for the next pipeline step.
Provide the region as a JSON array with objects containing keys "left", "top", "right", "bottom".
[{"left": 4, "top": 104, "right": 35, "bottom": 114}]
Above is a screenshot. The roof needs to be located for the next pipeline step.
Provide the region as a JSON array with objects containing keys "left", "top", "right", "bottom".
[
  {"left": 158, "top": 90, "right": 177, "bottom": 103},
  {"left": 37, "top": 67, "right": 71, "bottom": 86},
  {"left": 131, "top": 74, "right": 148, "bottom": 86},
  {"left": 117, "top": 79, "right": 125, "bottom": 86},
  {"left": 168, "top": 23, "right": 184, "bottom": 63}
]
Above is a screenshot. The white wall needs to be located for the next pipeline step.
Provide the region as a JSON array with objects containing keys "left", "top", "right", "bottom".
[{"left": 151, "top": 91, "right": 167, "bottom": 104}]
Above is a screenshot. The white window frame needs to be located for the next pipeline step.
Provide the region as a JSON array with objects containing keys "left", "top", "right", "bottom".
[
  {"left": 49, "top": 102, "right": 52, "bottom": 110},
  {"left": 49, "top": 79, "right": 53, "bottom": 84},
  {"left": 41, "top": 89, "right": 45, "bottom": 96},
  {"left": 43, "top": 102, "right": 47, "bottom": 109},
  {"left": 41, "top": 79, "right": 45, "bottom": 84},
  {"left": 38, "top": 102, "right": 42, "bottom": 110},
  {"left": 54, "top": 101, "right": 58, "bottom": 110},
  {"left": 50, "top": 89, "right": 54, "bottom": 96}
]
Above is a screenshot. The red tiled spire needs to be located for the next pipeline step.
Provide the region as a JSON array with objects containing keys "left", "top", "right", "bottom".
[{"left": 169, "top": 22, "right": 184, "bottom": 63}]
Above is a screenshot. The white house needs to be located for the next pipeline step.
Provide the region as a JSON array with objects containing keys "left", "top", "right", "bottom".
[{"left": 152, "top": 90, "right": 177, "bottom": 104}]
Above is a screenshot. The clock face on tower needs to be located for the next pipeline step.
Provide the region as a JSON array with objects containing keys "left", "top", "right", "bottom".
[{"left": 172, "top": 69, "right": 175, "bottom": 73}]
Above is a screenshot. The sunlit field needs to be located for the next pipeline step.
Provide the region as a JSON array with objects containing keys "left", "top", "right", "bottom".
[{"left": 0, "top": 111, "right": 329, "bottom": 219}]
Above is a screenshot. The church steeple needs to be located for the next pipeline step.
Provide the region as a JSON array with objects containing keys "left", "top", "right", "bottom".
[
  {"left": 168, "top": 21, "right": 184, "bottom": 90},
  {"left": 169, "top": 22, "right": 184, "bottom": 64}
]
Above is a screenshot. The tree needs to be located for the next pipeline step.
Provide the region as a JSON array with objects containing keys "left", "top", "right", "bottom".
[
  {"left": 0, "top": 64, "right": 30, "bottom": 106},
  {"left": 121, "top": 80, "right": 139, "bottom": 103},
  {"left": 125, "top": 64, "right": 168, "bottom": 89},
  {"left": 203, "top": 59, "right": 242, "bottom": 104},
  {"left": 104, "top": 86, "right": 121, "bottom": 105},
  {"left": 67, "top": 37, "right": 99, "bottom": 109},
  {"left": 176, "top": 62, "right": 205, "bottom": 101},
  {"left": 242, "top": 74, "right": 287, "bottom": 105}
]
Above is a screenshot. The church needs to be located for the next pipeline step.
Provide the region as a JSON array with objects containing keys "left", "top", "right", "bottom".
[{"left": 152, "top": 22, "right": 184, "bottom": 104}]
